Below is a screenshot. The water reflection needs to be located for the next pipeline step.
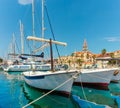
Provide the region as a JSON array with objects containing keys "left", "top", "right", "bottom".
[
  {"left": 0, "top": 71, "right": 28, "bottom": 108},
  {"left": 109, "top": 81, "right": 120, "bottom": 96},
  {"left": 23, "top": 83, "right": 79, "bottom": 108}
]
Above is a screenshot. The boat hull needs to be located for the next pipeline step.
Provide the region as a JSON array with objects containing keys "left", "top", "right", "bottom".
[
  {"left": 3, "top": 64, "right": 51, "bottom": 72},
  {"left": 74, "top": 68, "right": 118, "bottom": 90},
  {"left": 4, "top": 65, "right": 31, "bottom": 72},
  {"left": 23, "top": 70, "right": 79, "bottom": 97}
]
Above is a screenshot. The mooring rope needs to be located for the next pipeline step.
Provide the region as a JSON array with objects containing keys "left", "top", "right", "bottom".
[
  {"left": 79, "top": 74, "right": 92, "bottom": 108},
  {"left": 22, "top": 71, "right": 80, "bottom": 108}
]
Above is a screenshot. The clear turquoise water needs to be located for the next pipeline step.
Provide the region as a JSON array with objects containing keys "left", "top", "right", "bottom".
[{"left": 0, "top": 70, "right": 120, "bottom": 108}]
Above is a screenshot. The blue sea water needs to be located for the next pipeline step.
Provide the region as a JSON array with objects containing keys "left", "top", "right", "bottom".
[{"left": 0, "top": 70, "right": 120, "bottom": 108}]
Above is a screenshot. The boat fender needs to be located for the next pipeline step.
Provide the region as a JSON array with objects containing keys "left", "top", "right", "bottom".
[
  {"left": 113, "top": 70, "right": 119, "bottom": 76},
  {"left": 32, "top": 65, "right": 36, "bottom": 70},
  {"left": 72, "top": 71, "right": 80, "bottom": 79}
]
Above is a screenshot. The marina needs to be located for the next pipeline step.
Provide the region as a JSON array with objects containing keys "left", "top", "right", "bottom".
[
  {"left": 1, "top": 0, "right": 120, "bottom": 108},
  {"left": 0, "top": 70, "right": 120, "bottom": 108}
]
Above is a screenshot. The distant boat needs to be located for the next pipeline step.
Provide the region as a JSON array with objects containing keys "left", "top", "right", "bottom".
[
  {"left": 73, "top": 68, "right": 119, "bottom": 90},
  {"left": 3, "top": 62, "right": 51, "bottom": 72},
  {"left": 3, "top": 52, "right": 53, "bottom": 72}
]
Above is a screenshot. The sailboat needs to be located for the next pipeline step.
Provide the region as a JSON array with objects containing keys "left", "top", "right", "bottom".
[
  {"left": 3, "top": 21, "right": 47, "bottom": 72},
  {"left": 3, "top": 1, "right": 52, "bottom": 72},
  {"left": 23, "top": 37, "right": 80, "bottom": 97},
  {"left": 23, "top": 0, "right": 80, "bottom": 97}
]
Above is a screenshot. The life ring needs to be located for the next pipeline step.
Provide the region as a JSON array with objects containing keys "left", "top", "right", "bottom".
[{"left": 113, "top": 70, "right": 119, "bottom": 76}]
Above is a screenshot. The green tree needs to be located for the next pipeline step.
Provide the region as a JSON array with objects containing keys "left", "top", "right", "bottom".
[
  {"left": 110, "top": 52, "right": 114, "bottom": 58},
  {"left": 68, "top": 59, "right": 71, "bottom": 66},
  {"left": 76, "top": 59, "right": 83, "bottom": 67},
  {"left": 0, "top": 58, "right": 3, "bottom": 63},
  {"left": 86, "top": 53, "right": 89, "bottom": 59},
  {"left": 71, "top": 53, "right": 74, "bottom": 56},
  {"left": 101, "top": 49, "right": 107, "bottom": 55}
]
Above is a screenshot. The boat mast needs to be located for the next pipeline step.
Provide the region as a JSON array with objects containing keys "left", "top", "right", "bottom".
[
  {"left": 32, "top": 0, "right": 35, "bottom": 51},
  {"left": 20, "top": 20, "right": 24, "bottom": 54},
  {"left": 42, "top": 0, "right": 45, "bottom": 54},
  {"left": 50, "top": 39, "right": 54, "bottom": 71}
]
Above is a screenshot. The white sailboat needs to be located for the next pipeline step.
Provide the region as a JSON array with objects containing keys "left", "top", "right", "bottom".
[
  {"left": 3, "top": 1, "right": 51, "bottom": 72},
  {"left": 23, "top": 37, "right": 80, "bottom": 96},
  {"left": 23, "top": 0, "right": 80, "bottom": 97},
  {"left": 3, "top": 21, "right": 47, "bottom": 72}
]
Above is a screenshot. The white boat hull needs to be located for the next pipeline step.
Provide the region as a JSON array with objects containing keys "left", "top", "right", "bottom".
[
  {"left": 74, "top": 68, "right": 119, "bottom": 90},
  {"left": 23, "top": 70, "right": 79, "bottom": 97},
  {"left": 3, "top": 64, "right": 51, "bottom": 72}
]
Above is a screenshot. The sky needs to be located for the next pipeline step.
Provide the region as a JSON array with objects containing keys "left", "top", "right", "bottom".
[{"left": 1, "top": 0, "right": 120, "bottom": 58}]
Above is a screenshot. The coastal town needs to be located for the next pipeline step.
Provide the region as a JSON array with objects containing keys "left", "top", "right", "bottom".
[
  {"left": 58, "top": 39, "right": 120, "bottom": 69},
  {"left": 1, "top": 39, "right": 120, "bottom": 70}
]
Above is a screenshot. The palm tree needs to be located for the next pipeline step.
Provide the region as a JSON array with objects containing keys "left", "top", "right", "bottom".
[
  {"left": 110, "top": 52, "right": 114, "bottom": 58},
  {"left": 71, "top": 53, "right": 74, "bottom": 56},
  {"left": 101, "top": 49, "right": 107, "bottom": 56}
]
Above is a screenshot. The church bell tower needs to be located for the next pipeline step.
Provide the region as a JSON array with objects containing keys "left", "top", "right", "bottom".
[{"left": 82, "top": 39, "right": 88, "bottom": 52}]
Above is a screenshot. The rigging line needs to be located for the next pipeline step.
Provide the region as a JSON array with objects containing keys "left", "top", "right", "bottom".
[
  {"left": 15, "top": 39, "right": 20, "bottom": 54},
  {"left": 22, "top": 71, "right": 80, "bottom": 108},
  {"left": 23, "top": 31, "right": 32, "bottom": 54},
  {"left": 26, "top": 39, "right": 32, "bottom": 54},
  {"left": 79, "top": 73, "right": 92, "bottom": 108},
  {"left": 44, "top": 5, "right": 62, "bottom": 64}
]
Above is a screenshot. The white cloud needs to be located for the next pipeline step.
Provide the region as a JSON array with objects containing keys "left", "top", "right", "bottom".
[
  {"left": 18, "top": 0, "right": 32, "bottom": 5},
  {"left": 104, "top": 37, "right": 120, "bottom": 42}
]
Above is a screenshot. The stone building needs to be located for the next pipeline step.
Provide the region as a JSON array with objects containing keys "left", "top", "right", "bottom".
[{"left": 58, "top": 39, "right": 96, "bottom": 68}]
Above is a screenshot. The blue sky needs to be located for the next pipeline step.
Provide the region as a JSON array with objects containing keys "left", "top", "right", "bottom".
[{"left": 1, "top": 0, "right": 120, "bottom": 58}]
